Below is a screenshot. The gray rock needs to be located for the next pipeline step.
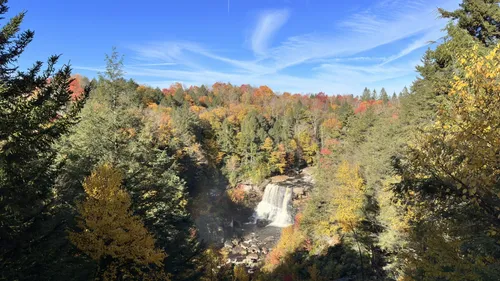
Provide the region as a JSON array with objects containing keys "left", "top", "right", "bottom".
[
  {"left": 247, "top": 253, "right": 259, "bottom": 261},
  {"left": 224, "top": 240, "right": 233, "bottom": 248},
  {"left": 292, "top": 187, "right": 305, "bottom": 197},
  {"left": 232, "top": 246, "right": 247, "bottom": 255},
  {"left": 235, "top": 256, "right": 246, "bottom": 265},
  {"left": 263, "top": 236, "right": 274, "bottom": 242},
  {"left": 249, "top": 246, "right": 260, "bottom": 253}
]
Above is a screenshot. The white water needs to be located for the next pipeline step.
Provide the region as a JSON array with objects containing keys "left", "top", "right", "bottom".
[{"left": 254, "top": 184, "right": 293, "bottom": 227}]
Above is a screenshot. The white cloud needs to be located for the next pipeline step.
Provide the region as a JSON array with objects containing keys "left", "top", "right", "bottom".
[
  {"left": 76, "top": 0, "right": 460, "bottom": 95},
  {"left": 380, "top": 27, "right": 443, "bottom": 65},
  {"left": 251, "top": 9, "right": 290, "bottom": 56}
]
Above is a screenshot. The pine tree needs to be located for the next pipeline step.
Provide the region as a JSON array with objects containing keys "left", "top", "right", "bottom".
[
  {"left": 439, "top": 0, "right": 500, "bottom": 47},
  {"left": 399, "top": 86, "right": 409, "bottom": 98},
  {"left": 371, "top": 89, "right": 378, "bottom": 100},
  {"left": 391, "top": 92, "right": 397, "bottom": 101},
  {"left": 379, "top": 88, "right": 389, "bottom": 103},
  {"left": 0, "top": 0, "right": 89, "bottom": 277},
  {"left": 361, "top": 87, "right": 371, "bottom": 101}
]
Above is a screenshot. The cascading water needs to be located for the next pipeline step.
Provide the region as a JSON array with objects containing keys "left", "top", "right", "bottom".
[{"left": 254, "top": 184, "right": 293, "bottom": 227}]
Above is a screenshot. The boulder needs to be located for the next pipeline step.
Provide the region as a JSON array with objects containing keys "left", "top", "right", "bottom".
[
  {"left": 263, "top": 236, "right": 274, "bottom": 242},
  {"left": 256, "top": 219, "right": 269, "bottom": 227},
  {"left": 249, "top": 245, "right": 260, "bottom": 253},
  {"left": 247, "top": 253, "right": 259, "bottom": 261},
  {"left": 227, "top": 253, "right": 239, "bottom": 263},
  {"left": 292, "top": 187, "right": 305, "bottom": 198},
  {"left": 235, "top": 256, "right": 246, "bottom": 265},
  {"left": 224, "top": 240, "right": 233, "bottom": 248},
  {"left": 241, "top": 242, "right": 250, "bottom": 249},
  {"left": 232, "top": 246, "right": 247, "bottom": 255},
  {"left": 240, "top": 184, "right": 254, "bottom": 192}
]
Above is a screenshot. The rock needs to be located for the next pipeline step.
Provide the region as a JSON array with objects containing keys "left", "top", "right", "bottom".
[
  {"left": 258, "top": 179, "right": 271, "bottom": 191},
  {"left": 263, "top": 236, "right": 274, "bottom": 242},
  {"left": 293, "top": 187, "right": 305, "bottom": 197},
  {"left": 227, "top": 253, "right": 239, "bottom": 263},
  {"left": 256, "top": 219, "right": 269, "bottom": 227},
  {"left": 224, "top": 240, "right": 233, "bottom": 248},
  {"left": 270, "top": 175, "right": 289, "bottom": 183},
  {"left": 249, "top": 245, "right": 260, "bottom": 253},
  {"left": 232, "top": 246, "right": 247, "bottom": 255},
  {"left": 240, "top": 184, "right": 254, "bottom": 192},
  {"left": 235, "top": 256, "right": 246, "bottom": 265},
  {"left": 241, "top": 242, "right": 250, "bottom": 249},
  {"left": 231, "top": 238, "right": 240, "bottom": 246},
  {"left": 247, "top": 253, "right": 259, "bottom": 261},
  {"left": 261, "top": 247, "right": 268, "bottom": 255}
]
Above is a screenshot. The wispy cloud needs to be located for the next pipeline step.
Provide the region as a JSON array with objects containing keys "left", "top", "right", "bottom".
[
  {"left": 251, "top": 9, "right": 290, "bottom": 56},
  {"left": 75, "top": 0, "right": 460, "bottom": 95}
]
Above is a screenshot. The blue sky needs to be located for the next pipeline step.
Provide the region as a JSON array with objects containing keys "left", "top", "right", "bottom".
[{"left": 11, "top": 0, "right": 460, "bottom": 95}]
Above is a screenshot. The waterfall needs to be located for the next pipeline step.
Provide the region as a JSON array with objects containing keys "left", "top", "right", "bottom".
[{"left": 254, "top": 184, "right": 293, "bottom": 227}]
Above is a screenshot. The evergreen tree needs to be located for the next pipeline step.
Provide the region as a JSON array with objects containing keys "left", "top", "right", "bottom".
[
  {"left": 59, "top": 50, "right": 199, "bottom": 280},
  {"left": 379, "top": 88, "right": 389, "bottom": 103},
  {"left": 0, "top": 0, "right": 89, "bottom": 278},
  {"left": 361, "top": 87, "right": 371, "bottom": 101},
  {"left": 399, "top": 86, "right": 409, "bottom": 98},
  {"left": 391, "top": 92, "right": 397, "bottom": 102},
  {"left": 439, "top": 0, "right": 500, "bottom": 47},
  {"left": 371, "top": 89, "right": 377, "bottom": 100}
]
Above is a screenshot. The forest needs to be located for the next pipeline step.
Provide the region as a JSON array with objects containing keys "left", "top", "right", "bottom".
[{"left": 0, "top": 0, "right": 499, "bottom": 280}]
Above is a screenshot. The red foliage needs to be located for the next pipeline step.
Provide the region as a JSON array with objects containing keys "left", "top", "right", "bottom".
[
  {"left": 320, "top": 148, "right": 332, "bottom": 156},
  {"left": 354, "top": 101, "right": 368, "bottom": 114},
  {"left": 161, "top": 82, "right": 183, "bottom": 97},
  {"left": 69, "top": 74, "right": 85, "bottom": 100},
  {"left": 239, "top": 84, "right": 251, "bottom": 94},
  {"left": 315, "top": 92, "right": 328, "bottom": 103},
  {"left": 229, "top": 186, "right": 246, "bottom": 203}
]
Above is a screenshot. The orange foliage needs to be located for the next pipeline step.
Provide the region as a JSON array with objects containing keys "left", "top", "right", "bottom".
[
  {"left": 264, "top": 225, "right": 304, "bottom": 270},
  {"left": 69, "top": 74, "right": 85, "bottom": 100},
  {"left": 228, "top": 186, "right": 246, "bottom": 203}
]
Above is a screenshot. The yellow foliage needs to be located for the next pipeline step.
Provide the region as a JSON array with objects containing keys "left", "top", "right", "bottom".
[
  {"left": 298, "top": 131, "right": 318, "bottom": 165},
  {"left": 69, "top": 164, "right": 167, "bottom": 280},
  {"left": 269, "top": 143, "right": 287, "bottom": 174},
  {"left": 320, "top": 161, "right": 366, "bottom": 236},
  {"left": 412, "top": 44, "right": 500, "bottom": 220},
  {"left": 261, "top": 137, "right": 273, "bottom": 152}
]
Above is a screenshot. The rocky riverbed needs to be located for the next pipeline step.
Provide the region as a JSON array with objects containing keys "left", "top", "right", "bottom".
[
  {"left": 223, "top": 223, "right": 282, "bottom": 272},
  {"left": 221, "top": 167, "right": 315, "bottom": 272}
]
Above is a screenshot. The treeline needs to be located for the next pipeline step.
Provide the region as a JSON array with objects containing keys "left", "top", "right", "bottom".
[{"left": 1, "top": 0, "right": 499, "bottom": 280}]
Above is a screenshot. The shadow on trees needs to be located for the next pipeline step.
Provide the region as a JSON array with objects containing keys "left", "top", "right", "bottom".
[{"left": 256, "top": 243, "right": 378, "bottom": 281}]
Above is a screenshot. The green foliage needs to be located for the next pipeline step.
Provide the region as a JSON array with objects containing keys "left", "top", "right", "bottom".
[{"left": 0, "top": 1, "right": 90, "bottom": 278}]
